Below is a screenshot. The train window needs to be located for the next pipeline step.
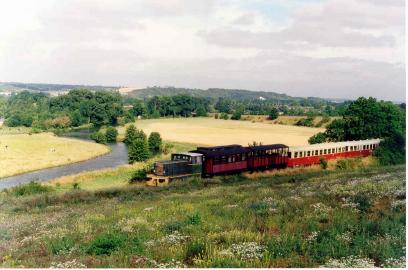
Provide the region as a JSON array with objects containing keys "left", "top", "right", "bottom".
[
  {"left": 324, "top": 149, "right": 327, "bottom": 154},
  {"left": 294, "top": 152, "right": 298, "bottom": 158},
  {"left": 319, "top": 150, "right": 323, "bottom": 155},
  {"left": 315, "top": 150, "right": 318, "bottom": 155},
  {"left": 307, "top": 151, "right": 310, "bottom": 157},
  {"left": 288, "top": 152, "right": 292, "bottom": 158},
  {"left": 328, "top": 149, "right": 331, "bottom": 154},
  {"left": 299, "top": 152, "right": 303, "bottom": 158},
  {"left": 332, "top": 148, "right": 335, "bottom": 153}
]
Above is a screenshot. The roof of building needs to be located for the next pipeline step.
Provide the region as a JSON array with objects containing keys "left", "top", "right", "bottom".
[
  {"left": 248, "top": 144, "right": 289, "bottom": 151},
  {"left": 289, "top": 138, "right": 381, "bottom": 152},
  {"left": 192, "top": 146, "right": 249, "bottom": 157}
]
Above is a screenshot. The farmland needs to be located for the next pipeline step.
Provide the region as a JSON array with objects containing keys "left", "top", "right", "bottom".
[
  {"left": 0, "top": 133, "right": 109, "bottom": 178},
  {"left": 0, "top": 165, "right": 405, "bottom": 267},
  {"left": 118, "top": 118, "right": 324, "bottom": 146}
]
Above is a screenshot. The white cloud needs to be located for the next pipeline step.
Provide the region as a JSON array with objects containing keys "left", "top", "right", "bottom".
[{"left": 0, "top": 0, "right": 404, "bottom": 101}]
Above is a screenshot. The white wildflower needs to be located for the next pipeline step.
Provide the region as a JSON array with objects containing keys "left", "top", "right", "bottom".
[
  {"left": 381, "top": 256, "right": 406, "bottom": 268},
  {"left": 228, "top": 242, "right": 265, "bottom": 260},
  {"left": 322, "top": 255, "right": 376, "bottom": 268},
  {"left": 50, "top": 259, "right": 86, "bottom": 268}
]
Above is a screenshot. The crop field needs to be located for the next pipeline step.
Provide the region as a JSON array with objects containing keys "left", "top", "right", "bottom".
[
  {"left": 0, "top": 165, "right": 405, "bottom": 268},
  {"left": 119, "top": 118, "right": 324, "bottom": 146},
  {"left": 0, "top": 133, "right": 109, "bottom": 178}
]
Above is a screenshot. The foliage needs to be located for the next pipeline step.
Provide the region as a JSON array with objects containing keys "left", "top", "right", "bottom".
[
  {"left": 128, "top": 138, "right": 150, "bottom": 163},
  {"left": 148, "top": 132, "right": 162, "bottom": 153},
  {"left": 319, "top": 157, "right": 328, "bottom": 170},
  {"left": 129, "top": 168, "right": 147, "bottom": 183},
  {"left": 87, "top": 232, "right": 126, "bottom": 255},
  {"left": 90, "top": 131, "right": 107, "bottom": 144},
  {"left": 6, "top": 181, "right": 53, "bottom": 196},
  {"left": 221, "top": 113, "right": 229, "bottom": 120},
  {"left": 295, "top": 116, "right": 314, "bottom": 127},
  {"left": 185, "top": 241, "right": 206, "bottom": 263},
  {"left": 374, "top": 132, "right": 406, "bottom": 165},
  {"left": 105, "top": 127, "right": 118, "bottom": 143},
  {"left": 324, "top": 119, "right": 345, "bottom": 141},
  {"left": 124, "top": 124, "right": 137, "bottom": 146},
  {"left": 268, "top": 107, "right": 279, "bottom": 120},
  {"left": 230, "top": 110, "right": 242, "bottom": 120},
  {"left": 308, "top": 132, "right": 326, "bottom": 144}
]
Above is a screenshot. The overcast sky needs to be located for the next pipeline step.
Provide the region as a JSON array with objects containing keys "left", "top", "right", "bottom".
[{"left": 0, "top": 0, "right": 405, "bottom": 101}]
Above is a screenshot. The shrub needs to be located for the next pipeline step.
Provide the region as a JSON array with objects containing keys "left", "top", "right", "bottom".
[
  {"left": 353, "top": 194, "right": 372, "bottom": 212},
  {"left": 72, "top": 182, "right": 80, "bottom": 190},
  {"left": 87, "top": 232, "right": 126, "bottom": 255},
  {"left": 128, "top": 138, "right": 150, "bottom": 163},
  {"left": 124, "top": 124, "right": 137, "bottom": 146},
  {"left": 105, "top": 127, "right": 118, "bottom": 143},
  {"left": 295, "top": 117, "right": 314, "bottom": 127},
  {"left": 8, "top": 181, "right": 53, "bottom": 196},
  {"left": 90, "top": 131, "right": 107, "bottom": 144},
  {"left": 148, "top": 132, "right": 162, "bottom": 153},
  {"left": 221, "top": 113, "right": 229, "bottom": 120},
  {"left": 129, "top": 168, "right": 147, "bottom": 183},
  {"left": 268, "top": 108, "right": 279, "bottom": 120},
  {"left": 336, "top": 159, "right": 353, "bottom": 170},
  {"left": 374, "top": 133, "right": 405, "bottom": 165},
  {"left": 184, "top": 241, "right": 206, "bottom": 263},
  {"left": 214, "top": 113, "right": 219, "bottom": 119},
  {"left": 48, "top": 235, "right": 75, "bottom": 255},
  {"left": 319, "top": 157, "right": 328, "bottom": 170},
  {"left": 309, "top": 132, "right": 326, "bottom": 144},
  {"left": 161, "top": 142, "right": 174, "bottom": 155},
  {"left": 230, "top": 111, "right": 242, "bottom": 120}
]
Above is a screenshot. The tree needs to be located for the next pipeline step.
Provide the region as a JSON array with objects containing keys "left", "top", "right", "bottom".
[
  {"left": 69, "top": 110, "right": 84, "bottom": 127},
  {"left": 132, "top": 99, "right": 146, "bottom": 117},
  {"left": 268, "top": 108, "right": 279, "bottom": 120},
  {"left": 148, "top": 132, "right": 162, "bottom": 153},
  {"left": 90, "top": 131, "right": 107, "bottom": 144},
  {"left": 215, "top": 98, "right": 232, "bottom": 113},
  {"left": 124, "top": 124, "right": 137, "bottom": 146},
  {"left": 128, "top": 138, "right": 150, "bottom": 163},
  {"left": 308, "top": 132, "right": 326, "bottom": 144},
  {"left": 324, "top": 119, "right": 345, "bottom": 142},
  {"left": 230, "top": 110, "right": 242, "bottom": 120},
  {"left": 374, "top": 132, "right": 405, "bottom": 165},
  {"left": 105, "top": 127, "right": 118, "bottom": 143}
]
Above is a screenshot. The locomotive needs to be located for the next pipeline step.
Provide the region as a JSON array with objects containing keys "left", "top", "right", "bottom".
[{"left": 146, "top": 138, "right": 380, "bottom": 186}]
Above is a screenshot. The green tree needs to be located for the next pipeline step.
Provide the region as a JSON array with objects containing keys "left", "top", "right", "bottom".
[
  {"left": 374, "top": 132, "right": 405, "bottom": 165},
  {"left": 124, "top": 124, "right": 137, "bottom": 146},
  {"left": 69, "top": 110, "right": 84, "bottom": 127},
  {"left": 324, "top": 119, "right": 345, "bottom": 141},
  {"left": 230, "top": 110, "right": 242, "bottom": 120},
  {"left": 128, "top": 138, "right": 150, "bottom": 163},
  {"left": 105, "top": 127, "right": 118, "bottom": 143},
  {"left": 148, "top": 132, "right": 162, "bottom": 153},
  {"left": 268, "top": 107, "right": 279, "bottom": 120},
  {"left": 309, "top": 132, "right": 326, "bottom": 144},
  {"left": 90, "top": 131, "right": 107, "bottom": 144}
]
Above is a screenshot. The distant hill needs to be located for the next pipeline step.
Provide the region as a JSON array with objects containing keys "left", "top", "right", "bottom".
[
  {"left": 126, "top": 86, "right": 332, "bottom": 104},
  {"left": 0, "top": 82, "right": 117, "bottom": 93}
]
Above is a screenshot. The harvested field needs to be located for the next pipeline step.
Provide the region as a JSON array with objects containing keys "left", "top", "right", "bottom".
[
  {"left": 119, "top": 117, "right": 324, "bottom": 146},
  {"left": 0, "top": 133, "right": 109, "bottom": 178}
]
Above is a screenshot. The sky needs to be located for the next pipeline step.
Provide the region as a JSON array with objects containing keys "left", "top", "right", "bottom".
[{"left": 0, "top": 0, "right": 405, "bottom": 101}]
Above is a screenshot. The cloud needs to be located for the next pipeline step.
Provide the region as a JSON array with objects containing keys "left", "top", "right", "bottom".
[{"left": 0, "top": 0, "right": 404, "bottom": 101}]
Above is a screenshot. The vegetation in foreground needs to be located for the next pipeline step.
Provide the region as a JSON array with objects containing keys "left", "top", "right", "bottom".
[
  {"left": 0, "top": 165, "right": 405, "bottom": 268},
  {"left": 0, "top": 133, "right": 109, "bottom": 178}
]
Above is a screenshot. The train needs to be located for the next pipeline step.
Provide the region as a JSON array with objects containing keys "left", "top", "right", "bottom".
[{"left": 145, "top": 138, "right": 381, "bottom": 186}]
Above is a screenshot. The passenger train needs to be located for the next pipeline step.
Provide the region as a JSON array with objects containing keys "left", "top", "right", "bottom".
[{"left": 146, "top": 138, "right": 381, "bottom": 186}]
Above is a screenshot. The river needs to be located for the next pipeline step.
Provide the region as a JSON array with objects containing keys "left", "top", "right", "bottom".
[{"left": 0, "top": 129, "right": 128, "bottom": 190}]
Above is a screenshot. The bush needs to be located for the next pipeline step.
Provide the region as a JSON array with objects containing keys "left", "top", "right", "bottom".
[
  {"left": 129, "top": 168, "right": 147, "bottom": 183},
  {"left": 8, "top": 181, "right": 53, "bottom": 196},
  {"left": 48, "top": 235, "right": 75, "bottom": 255},
  {"left": 268, "top": 108, "right": 279, "bottom": 120},
  {"left": 295, "top": 117, "right": 314, "bottom": 127},
  {"left": 319, "top": 157, "right": 328, "bottom": 170},
  {"left": 87, "top": 232, "right": 126, "bottom": 255},
  {"left": 72, "top": 182, "right": 80, "bottom": 190},
  {"left": 185, "top": 241, "right": 206, "bottom": 263},
  {"left": 221, "top": 113, "right": 229, "bottom": 120},
  {"left": 335, "top": 159, "right": 353, "bottom": 170},
  {"left": 128, "top": 138, "right": 150, "bottom": 163},
  {"left": 105, "top": 127, "right": 118, "bottom": 143},
  {"left": 374, "top": 133, "right": 405, "bottom": 165},
  {"left": 309, "top": 132, "right": 326, "bottom": 144},
  {"left": 124, "top": 124, "right": 137, "bottom": 146},
  {"left": 148, "top": 132, "right": 162, "bottom": 153},
  {"left": 90, "top": 131, "right": 107, "bottom": 144},
  {"left": 214, "top": 113, "right": 219, "bottom": 119},
  {"left": 230, "top": 111, "right": 242, "bottom": 120}
]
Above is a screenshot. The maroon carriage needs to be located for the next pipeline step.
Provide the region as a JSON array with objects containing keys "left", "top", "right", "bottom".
[
  {"left": 247, "top": 144, "right": 289, "bottom": 170},
  {"left": 192, "top": 145, "right": 249, "bottom": 177}
]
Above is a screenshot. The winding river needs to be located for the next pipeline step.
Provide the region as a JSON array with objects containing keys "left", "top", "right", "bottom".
[{"left": 0, "top": 129, "right": 128, "bottom": 190}]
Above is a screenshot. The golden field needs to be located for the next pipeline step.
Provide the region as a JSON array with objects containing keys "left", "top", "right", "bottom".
[
  {"left": 0, "top": 133, "right": 110, "bottom": 178},
  {"left": 119, "top": 117, "right": 324, "bottom": 146}
]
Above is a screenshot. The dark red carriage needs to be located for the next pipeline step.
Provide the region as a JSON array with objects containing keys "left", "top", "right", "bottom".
[{"left": 247, "top": 144, "right": 289, "bottom": 170}]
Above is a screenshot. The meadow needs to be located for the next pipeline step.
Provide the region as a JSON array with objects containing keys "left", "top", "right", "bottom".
[
  {"left": 118, "top": 118, "right": 324, "bottom": 146},
  {"left": 0, "top": 133, "right": 109, "bottom": 178},
  {"left": 0, "top": 165, "right": 405, "bottom": 268}
]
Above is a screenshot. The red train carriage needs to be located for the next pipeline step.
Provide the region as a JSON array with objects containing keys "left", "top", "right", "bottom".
[
  {"left": 247, "top": 144, "right": 289, "bottom": 170},
  {"left": 287, "top": 139, "right": 380, "bottom": 167},
  {"left": 192, "top": 145, "right": 249, "bottom": 177}
]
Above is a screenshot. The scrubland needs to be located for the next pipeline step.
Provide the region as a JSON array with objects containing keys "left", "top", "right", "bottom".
[{"left": 0, "top": 165, "right": 405, "bottom": 268}]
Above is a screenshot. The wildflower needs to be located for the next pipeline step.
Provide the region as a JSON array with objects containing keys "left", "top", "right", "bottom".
[
  {"left": 336, "top": 231, "right": 353, "bottom": 244},
  {"left": 381, "top": 257, "right": 406, "bottom": 268},
  {"left": 224, "top": 204, "right": 238, "bottom": 208},
  {"left": 322, "top": 255, "right": 375, "bottom": 268},
  {"left": 228, "top": 242, "right": 265, "bottom": 260},
  {"left": 50, "top": 259, "right": 86, "bottom": 268},
  {"left": 143, "top": 207, "right": 154, "bottom": 212},
  {"left": 306, "top": 231, "right": 319, "bottom": 243}
]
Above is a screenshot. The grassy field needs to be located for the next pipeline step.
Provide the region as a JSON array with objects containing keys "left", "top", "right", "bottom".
[
  {"left": 118, "top": 118, "right": 324, "bottom": 146},
  {"left": 240, "top": 115, "right": 340, "bottom": 127},
  {"left": 0, "top": 133, "right": 110, "bottom": 178},
  {"left": 0, "top": 165, "right": 405, "bottom": 267}
]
